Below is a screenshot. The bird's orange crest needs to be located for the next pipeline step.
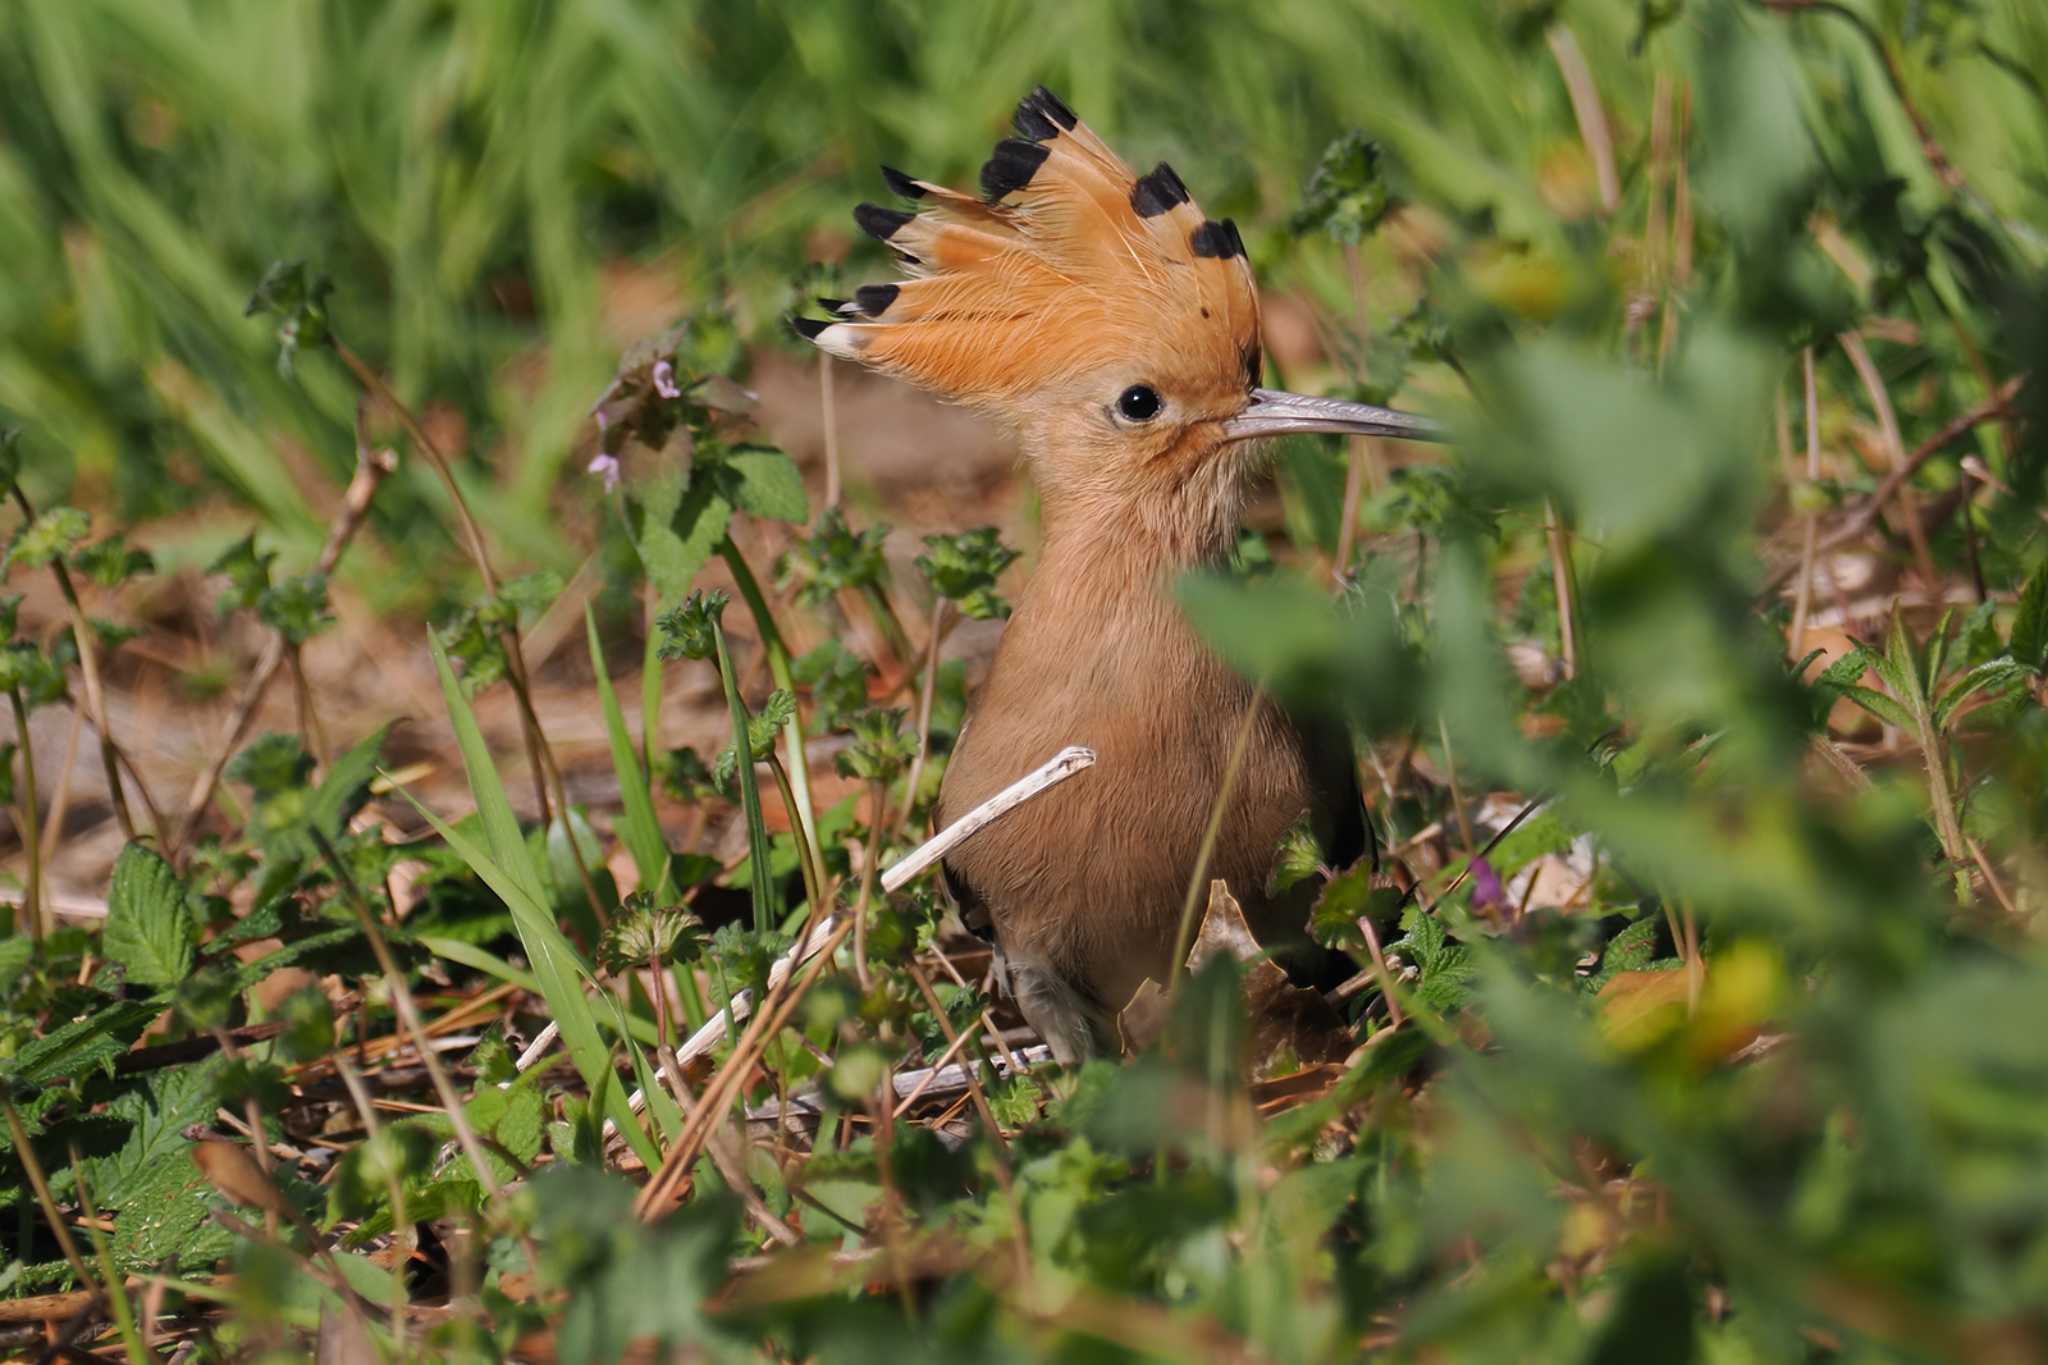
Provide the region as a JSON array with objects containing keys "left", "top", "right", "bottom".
[{"left": 796, "top": 88, "right": 1260, "bottom": 418}]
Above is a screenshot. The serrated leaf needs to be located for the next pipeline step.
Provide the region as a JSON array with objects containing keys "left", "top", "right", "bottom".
[
  {"left": 1931, "top": 658, "right": 2029, "bottom": 730},
  {"left": 103, "top": 844, "right": 195, "bottom": 987},
  {"left": 2013, "top": 560, "right": 2048, "bottom": 671},
  {"left": 1881, "top": 611, "right": 1926, "bottom": 708},
  {"left": 1835, "top": 683, "right": 1917, "bottom": 732},
  {"left": 719, "top": 444, "right": 809, "bottom": 523},
  {"left": 1265, "top": 818, "right": 1326, "bottom": 897},
  {"left": 1586, "top": 917, "right": 1661, "bottom": 993}
]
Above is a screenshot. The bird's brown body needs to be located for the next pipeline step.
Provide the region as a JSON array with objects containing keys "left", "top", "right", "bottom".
[
  {"left": 934, "top": 475, "right": 1344, "bottom": 1058},
  {"left": 797, "top": 87, "right": 1434, "bottom": 1059}
]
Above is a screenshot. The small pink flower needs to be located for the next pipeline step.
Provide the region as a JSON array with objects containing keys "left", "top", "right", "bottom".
[
  {"left": 652, "top": 360, "right": 681, "bottom": 400},
  {"left": 1469, "top": 856, "right": 1507, "bottom": 912},
  {"left": 587, "top": 452, "right": 621, "bottom": 493}
]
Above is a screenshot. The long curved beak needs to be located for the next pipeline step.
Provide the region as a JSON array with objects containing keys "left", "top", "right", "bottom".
[{"left": 1222, "top": 388, "right": 1444, "bottom": 444}]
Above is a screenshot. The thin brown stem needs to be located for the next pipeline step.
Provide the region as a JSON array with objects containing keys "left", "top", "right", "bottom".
[
  {"left": 1841, "top": 330, "right": 1938, "bottom": 586},
  {"left": 821, "top": 353, "right": 842, "bottom": 510},
  {"left": 2, "top": 1094, "right": 91, "bottom": 1290},
  {"left": 898, "top": 601, "right": 948, "bottom": 830},
  {"left": 1169, "top": 699, "right": 1263, "bottom": 990},
  {"left": 174, "top": 441, "right": 396, "bottom": 852},
  {"left": 1789, "top": 348, "right": 1823, "bottom": 654},
  {"left": 308, "top": 826, "right": 504, "bottom": 1201},
  {"left": 7, "top": 485, "right": 150, "bottom": 842},
  {"left": 10, "top": 690, "right": 42, "bottom": 941},
  {"left": 1548, "top": 25, "right": 1619, "bottom": 215},
  {"left": 1545, "top": 500, "right": 1579, "bottom": 681},
  {"left": 1763, "top": 375, "right": 2024, "bottom": 598}
]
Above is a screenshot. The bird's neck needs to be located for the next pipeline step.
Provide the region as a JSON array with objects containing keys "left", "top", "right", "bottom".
[{"left": 1030, "top": 452, "right": 1250, "bottom": 589}]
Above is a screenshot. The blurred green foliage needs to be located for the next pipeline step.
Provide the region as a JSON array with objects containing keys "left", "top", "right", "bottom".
[{"left": 2, "top": 1, "right": 2047, "bottom": 1361}]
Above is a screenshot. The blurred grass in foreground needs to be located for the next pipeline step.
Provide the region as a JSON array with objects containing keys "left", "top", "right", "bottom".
[{"left": 2, "top": 0, "right": 2048, "bottom": 1361}]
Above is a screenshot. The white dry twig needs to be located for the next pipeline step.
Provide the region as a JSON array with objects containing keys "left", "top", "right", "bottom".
[{"left": 509, "top": 746, "right": 1096, "bottom": 1120}]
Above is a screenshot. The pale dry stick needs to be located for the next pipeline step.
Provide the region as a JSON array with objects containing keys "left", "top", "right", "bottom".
[
  {"left": 592, "top": 746, "right": 1097, "bottom": 1128},
  {"left": 750, "top": 1045, "right": 1052, "bottom": 1127},
  {"left": 672, "top": 745, "right": 1094, "bottom": 1068},
  {"left": 631, "top": 748, "right": 1095, "bottom": 1211},
  {"left": 35, "top": 709, "right": 81, "bottom": 871},
  {"left": 1548, "top": 25, "right": 1620, "bottom": 215},
  {"left": 1789, "top": 348, "right": 1823, "bottom": 656},
  {"left": 174, "top": 441, "right": 397, "bottom": 852},
  {"left": 1841, "top": 330, "right": 1939, "bottom": 587},
  {"left": 635, "top": 915, "right": 856, "bottom": 1218},
  {"left": 1763, "top": 376, "right": 2026, "bottom": 598}
]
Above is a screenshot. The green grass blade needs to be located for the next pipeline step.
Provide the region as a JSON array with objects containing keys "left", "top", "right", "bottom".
[
  {"left": 422, "top": 632, "right": 660, "bottom": 1170},
  {"left": 712, "top": 619, "right": 781, "bottom": 935},
  {"left": 586, "top": 605, "right": 672, "bottom": 901},
  {"left": 416, "top": 935, "right": 542, "bottom": 996},
  {"left": 641, "top": 607, "right": 664, "bottom": 774}
]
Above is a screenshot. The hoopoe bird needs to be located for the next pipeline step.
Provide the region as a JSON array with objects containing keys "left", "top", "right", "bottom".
[{"left": 795, "top": 87, "right": 1440, "bottom": 1061}]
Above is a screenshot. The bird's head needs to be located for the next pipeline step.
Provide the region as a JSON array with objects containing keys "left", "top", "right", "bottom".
[{"left": 795, "top": 88, "right": 1438, "bottom": 523}]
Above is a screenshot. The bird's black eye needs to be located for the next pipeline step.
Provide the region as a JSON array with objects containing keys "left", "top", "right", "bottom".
[{"left": 1116, "top": 384, "right": 1162, "bottom": 423}]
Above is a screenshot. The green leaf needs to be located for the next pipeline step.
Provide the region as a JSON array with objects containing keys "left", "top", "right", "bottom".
[
  {"left": 655, "top": 588, "right": 730, "bottom": 663},
  {"left": 1836, "top": 684, "right": 1917, "bottom": 732},
  {"left": 587, "top": 606, "right": 673, "bottom": 900},
  {"left": 1881, "top": 611, "right": 1927, "bottom": 710},
  {"left": 70, "top": 534, "right": 155, "bottom": 587},
  {"left": 915, "top": 527, "right": 1021, "bottom": 621},
  {"left": 1290, "top": 129, "right": 1393, "bottom": 244},
  {"left": 718, "top": 444, "right": 809, "bottom": 523},
  {"left": 227, "top": 732, "right": 314, "bottom": 800},
  {"left": 1265, "top": 818, "right": 1326, "bottom": 898},
  {"left": 102, "top": 843, "right": 195, "bottom": 987},
  {"left": 6, "top": 505, "right": 89, "bottom": 570},
  {"left": 306, "top": 723, "right": 391, "bottom": 841},
  {"left": 711, "top": 620, "right": 780, "bottom": 934},
  {"left": 206, "top": 533, "right": 276, "bottom": 614},
  {"left": 778, "top": 508, "right": 889, "bottom": 605},
  {"left": 634, "top": 472, "right": 732, "bottom": 610},
  {"left": 1931, "top": 658, "right": 2029, "bottom": 731},
  {"left": 2012, "top": 560, "right": 2048, "bottom": 671},
  {"left": 419, "top": 632, "right": 661, "bottom": 1171},
  {"left": 256, "top": 572, "right": 334, "bottom": 644}
]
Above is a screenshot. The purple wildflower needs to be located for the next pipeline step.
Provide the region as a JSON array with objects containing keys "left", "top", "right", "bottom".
[
  {"left": 652, "top": 359, "right": 682, "bottom": 400},
  {"left": 1469, "top": 855, "right": 1508, "bottom": 912},
  {"left": 586, "top": 452, "right": 621, "bottom": 493}
]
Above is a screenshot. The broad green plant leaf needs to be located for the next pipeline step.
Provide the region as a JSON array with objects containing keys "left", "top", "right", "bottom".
[{"left": 102, "top": 843, "right": 195, "bottom": 987}]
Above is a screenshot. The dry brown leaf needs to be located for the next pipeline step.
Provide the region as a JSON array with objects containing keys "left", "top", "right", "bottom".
[
  {"left": 190, "top": 1139, "right": 293, "bottom": 1218},
  {"left": 1116, "top": 979, "right": 1169, "bottom": 1058},
  {"left": 1191, "top": 880, "right": 1350, "bottom": 1072}
]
